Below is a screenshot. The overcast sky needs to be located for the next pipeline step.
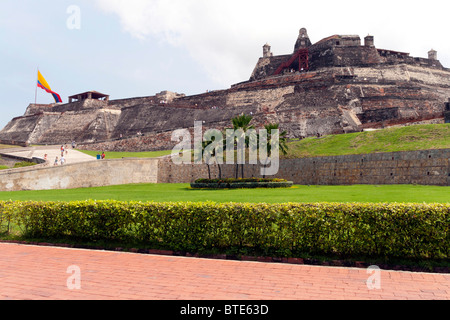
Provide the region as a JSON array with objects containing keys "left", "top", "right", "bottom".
[{"left": 1, "top": 0, "right": 449, "bottom": 129}]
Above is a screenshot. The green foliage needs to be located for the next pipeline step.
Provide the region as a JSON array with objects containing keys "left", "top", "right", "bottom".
[
  {"left": 1, "top": 200, "right": 448, "bottom": 260},
  {"left": 191, "top": 178, "right": 293, "bottom": 189},
  {"left": 13, "top": 161, "right": 36, "bottom": 168},
  {"left": 263, "top": 123, "right": 289, "bottom": 156},
  {"left": 194, "top": 178, "right": 288, "bottom": 183}
]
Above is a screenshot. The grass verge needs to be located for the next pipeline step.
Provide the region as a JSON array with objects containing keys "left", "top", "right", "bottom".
[{"left": 78, "top": 150, "right": 172, "bottom": 159}]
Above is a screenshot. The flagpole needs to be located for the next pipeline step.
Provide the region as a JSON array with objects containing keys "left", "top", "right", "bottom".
[{"left": 35, "top": 67, "right": 38, "bottom": 105}]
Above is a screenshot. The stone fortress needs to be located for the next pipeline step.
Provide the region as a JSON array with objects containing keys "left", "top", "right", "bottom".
[{"left": 1, "top": 28, "right": 450, "bottom": 152}]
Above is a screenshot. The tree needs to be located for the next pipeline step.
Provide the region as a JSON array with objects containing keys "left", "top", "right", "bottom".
[
  {"left": 230, "top": 114, "right": 254, "bottom": 179},
  {"left": 264, "top": 123, "right": 289, "bottom": 155},
  {"left": 261, "top": 123, "right": 289, "bottom": 178},
  {"left": 202, "top": 129, "right": 225, "bottom": 179}
]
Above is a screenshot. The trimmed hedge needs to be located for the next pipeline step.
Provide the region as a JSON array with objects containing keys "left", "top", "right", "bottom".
[
  {"left": 194, "top": 178, "right": 289, "bottom": 183},
  {"left": 191, "top": 182, "right": 293, "bottom": 189},
  {"left": 192, "top": 178, "right": 293, "bottom": 189},
  {"left": 0, "top": 201, "right": 448, "bottom": 259}
]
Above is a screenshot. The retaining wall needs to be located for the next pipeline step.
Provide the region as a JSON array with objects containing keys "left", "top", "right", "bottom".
[
  {"left": 0, "top": 158, "right": 158, "bottom": 192},
  {"left": 158, "top": 149, "right": 450, "bottom": 186}
]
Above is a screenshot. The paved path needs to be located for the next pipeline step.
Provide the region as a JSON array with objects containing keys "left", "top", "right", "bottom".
[
  {"left": 0, "top": 145, "right": 95, "bottom": 165},
  {"left": 0, "top": 243, "right": 448, "bottom": 301}
]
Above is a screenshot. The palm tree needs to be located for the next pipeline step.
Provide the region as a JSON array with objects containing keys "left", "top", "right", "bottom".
[
  {"left": 230, "top": 114, "right": 254, "bottom": 178},
  {"left": 202, "top": 130, "right": 225, "bottom": 179},
  {"left": 202, "top": 139, "right": 212, "bottom": 179},
  {"left": 264, "top": 123, "right": 288, "bottom": 155},
  {"left": 261, "top": 123, "right": 289, "bottom": 178}
]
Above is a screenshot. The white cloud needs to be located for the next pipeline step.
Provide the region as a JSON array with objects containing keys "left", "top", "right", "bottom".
[
  {"left": 95, "top": 0, "right": 450, "bottom": 87},
  {"left": 95, "top": 0, "right": 302, "bottom": 86}
]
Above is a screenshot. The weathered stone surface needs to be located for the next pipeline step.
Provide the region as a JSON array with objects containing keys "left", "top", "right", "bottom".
[
  {"left": 157, "top": 149, "right": 450, "bottom": 186},
  {"left": 0, "top": 29, "right": 448, "bottom": 150},
  {"left": 0, "top": 158, "right": 159, "bottom": 191}
]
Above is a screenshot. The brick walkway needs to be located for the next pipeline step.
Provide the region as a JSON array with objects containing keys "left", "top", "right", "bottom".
[{"left": 0, "top": 243, "right": 448, "bottom": 301}]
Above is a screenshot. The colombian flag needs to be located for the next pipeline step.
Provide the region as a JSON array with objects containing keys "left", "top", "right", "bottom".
[{"left": 37, "top": 70, "right": 62, "bottom": 103}]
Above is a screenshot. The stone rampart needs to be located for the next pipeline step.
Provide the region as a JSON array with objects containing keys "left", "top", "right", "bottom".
[{"left": 158, "top": 149, "right": 450, "bottom": 186}]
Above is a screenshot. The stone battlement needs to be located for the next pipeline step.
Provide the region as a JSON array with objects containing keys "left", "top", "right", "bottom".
[{"left": 250, "top": 29, "right": 445, "bottom": 82}]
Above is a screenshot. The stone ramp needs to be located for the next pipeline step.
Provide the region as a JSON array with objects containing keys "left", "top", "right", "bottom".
[
  {"left": 0, "top": 145, "right": 95, "bottom": 165},
  {"left": 0, "top": 150, "right": 159, "bottom": 191}
]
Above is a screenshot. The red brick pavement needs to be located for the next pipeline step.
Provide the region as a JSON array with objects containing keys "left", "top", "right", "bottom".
[{"left": 0, "top": 243, "right": 448, "bottom": 301}]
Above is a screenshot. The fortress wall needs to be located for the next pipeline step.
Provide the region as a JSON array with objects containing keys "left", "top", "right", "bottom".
[
  {"left": 1, "top": 64, "right": 449, "bottom": 148},
  {"left": 32, "top": 109, "right": 121, "bottom": 145},
  {"left": 111, "top": 102, "right": 257, "bottom": 140},
  {"left": 24, "top": 104, "right": 55, "bottom": 116},
  {"left": 158, "top": 149, "right": 450, "bottom": 186},
  {"left": 0, "top": 158, "right": 159, "bottom": 192},
  {"left": 0, "top": 113, "right": 45, "bottom": 145}
]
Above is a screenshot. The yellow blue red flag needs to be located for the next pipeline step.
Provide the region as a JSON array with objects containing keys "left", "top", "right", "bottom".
[{"left": 37, "top": 70, "right": 62, "bottom": 103}]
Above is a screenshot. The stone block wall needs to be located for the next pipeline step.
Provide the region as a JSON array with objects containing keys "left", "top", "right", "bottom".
[
  {"left": 158, "top": 149, "right": 450, "bottom": 186},
  {"left": 0, "top": 158, "right": 159, "bottom": 192}
]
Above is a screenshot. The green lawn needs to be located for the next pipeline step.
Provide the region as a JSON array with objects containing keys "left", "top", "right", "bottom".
[
  {"left": 0, "top": 183, "right": 448, "bottom": 203},
  {"left": 0, "top": 144, "right": 17, "bottom": 149},
  {"left": 78, "top": 150, "right": 172, "bottom": 159},
  {"left": 284, "top": 124, "right": 450, "bottom": 158}
]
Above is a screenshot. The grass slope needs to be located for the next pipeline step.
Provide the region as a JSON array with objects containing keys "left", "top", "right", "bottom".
[{"left": 284, "top": 124, "right": 450, "bottom": 158}]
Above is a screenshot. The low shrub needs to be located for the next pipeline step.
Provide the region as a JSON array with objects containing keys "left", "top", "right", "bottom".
[
  {"left": 0, "top": 201, "right": 448, "bottom": 260},
  {"left": 13, "top": 161, "right": 36, "bottom": 168},
  {"left": 192, "top": 178, "right": 293, "bottom": 189},
  {"left": 194, "top": 178, "right": 288, "bottom": 183},
  {"left": 191, "top": 182, "right": 293, "bottom": 189}
]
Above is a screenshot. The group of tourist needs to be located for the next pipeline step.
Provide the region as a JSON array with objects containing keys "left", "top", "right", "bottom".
[
  {"left": 42, "top": 141, "right": 80, "bottom": 166},
  {"left": 46, "top": 145, "right": 67, "bottom": 166}
]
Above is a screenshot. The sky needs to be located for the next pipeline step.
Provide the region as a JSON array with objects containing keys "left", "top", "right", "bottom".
[{"left": 1, "top": 0, "right": 449, "bottom": 130}]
